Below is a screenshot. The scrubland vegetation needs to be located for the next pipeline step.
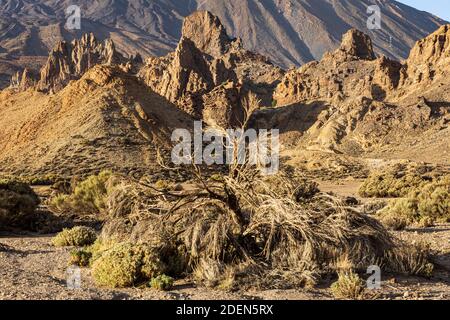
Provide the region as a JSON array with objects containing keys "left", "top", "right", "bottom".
[
  {"left": 331, "top": 271, "right": 366, "bottom": 300},
  {"left": 52, "top": 226, "right": 97, "bottom": 247},
  {"left": 3, "top": 108, "right": 446, "bottom": 296},
  {"left": 47, "top": 164, "right": 433, "bottom": 291},
  {"left": 49, "top": 171, "right": 114, "bottom": 215},
  {"left": 358, "top": 163, "right": 449, "bottom": 230},
  {"left": 3, "top": 152, "right": 445, "bottom": 296}
]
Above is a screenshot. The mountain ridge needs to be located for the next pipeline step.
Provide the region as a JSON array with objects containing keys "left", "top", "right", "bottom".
[
  {"left": 0, "top": 10, "right": 449, "bottom": 178},
  {"left": 0, "top": 0, "right": 446, "bottom": 88}
]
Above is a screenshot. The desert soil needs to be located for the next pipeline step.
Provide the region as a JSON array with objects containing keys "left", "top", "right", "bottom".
[{"left": 0, "top": 182, "right": 449, "bottom": 300}]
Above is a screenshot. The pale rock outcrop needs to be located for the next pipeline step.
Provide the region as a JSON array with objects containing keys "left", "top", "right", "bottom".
[
  {"left": 10, "top": 68, "right": 36, "bottom": 90},
  {"left": 10, "top": 33, "right": 125, "bottom": 93},
  {"left": 139, "top": 11, "right": 284, "bottom": 128},
  {"left": 181, "top": 10, "right": 232, "bottom": 58},
  {"left": 400, "top": 25, "right": 450, "bottom": 86},
  {"left": 38, "top": 34, "right": 122, "bottom": 92},
  {"left": 274, "top": 29, "right": 401, "bottom": 105}
]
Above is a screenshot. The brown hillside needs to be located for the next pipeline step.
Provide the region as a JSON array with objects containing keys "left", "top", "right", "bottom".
[{"left": 0, "top": 65, "right": 193, "bottom": 177}]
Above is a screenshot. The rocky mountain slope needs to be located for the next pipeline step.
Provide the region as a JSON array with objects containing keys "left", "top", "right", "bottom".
[
  {"left": 0, "top": 0, "right": 445, "bottom": 89},
  {"left": 0, "top": 64, "right": 194, "bottom": 177},
  {"left": 0, "top": 11, "right": 449, "bottom": 178},
  {"left": 255, "top": 25, "right": 450, "bottom": 164}
]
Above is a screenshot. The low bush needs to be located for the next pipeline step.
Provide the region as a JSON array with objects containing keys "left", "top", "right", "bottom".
[
  {"left": 359, "top": 171, "right": 428, "bottom": 198},
  {"left": 91, "top": 242, "right": 166, "bottom": 288},
  {"left": 331, "top": 271, "right": 366, "bottom": 300},
  {"left": 358, "top": 163, "right": 446, "bottom": 198},
  {"left": 52, "top": 226, "right": 97, "bottom": 247},
  {"left": 379, "top": 176, "right": 450, "bottom": 229},
  {"left": 69, "top": 248, "right": 92, "bottom": 267},
  {"left": 150, "top": 275, "right": 174, "bottom": 291},
  {"left": 0, "top": 175, "right": 59, "bottom": 186},
  {"left": 49, "top": 171, "right": 115, "bottom": 214}
]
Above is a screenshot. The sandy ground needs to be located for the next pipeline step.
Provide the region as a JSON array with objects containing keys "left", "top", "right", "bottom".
[
  {"left": 1, "top": 228, "right": 449, "bottom": 300},
  {"left": 1, "top": 181, "right": 449, "bottom": 300}
]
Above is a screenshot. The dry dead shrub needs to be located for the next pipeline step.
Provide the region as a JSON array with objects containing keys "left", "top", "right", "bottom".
[
  {"left": 96, "top": 167, "right": 432, "bottom": 289},
  {"left": 92, "top": 94, "right": 434, "bottom": 289}
]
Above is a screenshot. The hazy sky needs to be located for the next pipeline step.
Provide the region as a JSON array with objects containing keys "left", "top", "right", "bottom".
[{"left": 398, "top": 0, "right": 450, "bottom": 21}]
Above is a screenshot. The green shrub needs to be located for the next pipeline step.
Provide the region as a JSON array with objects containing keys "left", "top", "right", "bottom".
[
  {"left": 359, "top": 171, "right": 428, "bottom": 198},
  {"left": 209, "top": 174, "right": 224, "bottom": 182},
  {"left": 379, "top": 176, "right": 449, "bottom": 229},
  {"left": 0, "top": 175, "right": 59, "bottom": 186},
  {"left": 52, "top": 226, "right": 97, "bottom": 247},
  {"left": 49, "top": 194, "right": 70, "bottom": 211},
  {"left": 70, "top": 248, "right": 93, "bottom": 267},
  {"left": 150, "top": 275, "right": 174, "bottom": 291},
  {"left": 415, "top": 176, "right": 450, "bottom": 222},
  {"left": 91, "top": 243, "right": 166, "bottom": 288},
  {"left": 49, "top": 170, "right": 114, "bottom": 214},
  {"left": 154, "top": 179, "right": 172, "bottom": 191},
  {"left": 331, "top": 271, "right": 366, "bottom": 300}
]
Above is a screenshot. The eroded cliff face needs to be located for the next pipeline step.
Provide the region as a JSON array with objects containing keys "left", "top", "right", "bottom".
[
  {"left": 274, "top": 25, "right": 450, "bottom": 108},
  {"left": 257, "top": 26, "right": 450, "bottom": 159},
  {"left": 2, "top": 11, "right": 449, "bottom": 176},
  {"left": 10, "top": 34, "right": 125, "bottom": 93},
  {"left": 138, "top": 11, "right": 284, "bottom": 128},
  {"left": 400, "top": 25, "right": 450, "bottom": 87},
  {"left": 273, "top": 29, "right": 402, "bottom": 106}
]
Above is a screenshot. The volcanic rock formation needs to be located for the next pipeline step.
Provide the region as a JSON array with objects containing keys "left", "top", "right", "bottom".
[
  {"left": 273, "top": 28, "right": 405, "bottom": 106},
  {"left": 11, "top": 34, "right": 125, "bottom": 92},
  {"left": 139, "top": 11, "right": 284, "bottom": 127},
  {"left": 0, "top": 11, "right": 449, "bottom": 179}
]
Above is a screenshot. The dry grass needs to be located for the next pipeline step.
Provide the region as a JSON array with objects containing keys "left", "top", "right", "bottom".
[
  {"left": 331, "top": 271, "right": 366, "bottom": 300},
  {"left": 83, "top": 96, "right": 435, "bottom": 290}
]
